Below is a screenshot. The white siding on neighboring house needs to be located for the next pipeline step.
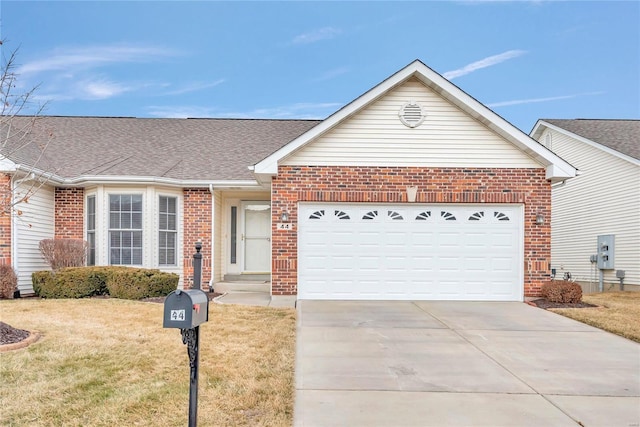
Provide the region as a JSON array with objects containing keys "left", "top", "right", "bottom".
[
  {"left": 13, "top": 182, "right": 55, "bottom": 294},
  {"left": 283, "top": 77, "right": 542, "bottom": 168},
  {"left": 541, "top": 128, "right": 640, "bottom": 288}
]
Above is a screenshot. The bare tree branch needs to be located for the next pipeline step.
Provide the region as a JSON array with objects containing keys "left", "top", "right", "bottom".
[{"left": 1, "top": 40, "right": 55, "bottom": 219}]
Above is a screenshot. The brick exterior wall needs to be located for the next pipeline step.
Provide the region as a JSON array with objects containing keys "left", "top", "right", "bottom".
[
  {"left": 183, "top": 188, "right": 212, "bottom": 290},
  {"left": 0, "top": 174, "right": 12, "bottom": 265},
  {"left": 54, "top": 188, "right": 84, "bottom": 239},
  {"left": 271, "top": 166, "right": 551, "bottom": 298}
]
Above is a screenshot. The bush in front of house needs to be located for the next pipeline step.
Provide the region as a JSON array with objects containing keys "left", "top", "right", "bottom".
[
  {"left": 106, "top": 268, "right": 179, "bottom": 300},
  {"left": 39, "top": 238, "right": 88, "bottom": 271},
  {"left": 541, "top": 280, "right": 583, "bottom": 303},
  {"left": 0, "top": 265, "right": 18, "bottom": 299},
  {"left": 32, "top": 266, "right": 178, "bottom": 300}
]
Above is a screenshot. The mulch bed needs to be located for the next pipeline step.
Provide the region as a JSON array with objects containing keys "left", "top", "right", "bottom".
[{"left": 529, "top": 298, "right": 597, "bottom": 309}]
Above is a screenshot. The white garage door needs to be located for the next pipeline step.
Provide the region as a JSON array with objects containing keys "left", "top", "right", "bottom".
[{"left": 298, "top": 203, "right": 523, "bottom": 301}]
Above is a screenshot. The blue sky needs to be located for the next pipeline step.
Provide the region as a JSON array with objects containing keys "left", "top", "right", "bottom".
[{"left": 2, "top": 1, "right": 638, "bottom": 132}]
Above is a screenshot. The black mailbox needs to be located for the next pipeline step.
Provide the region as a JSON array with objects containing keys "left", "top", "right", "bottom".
[{"left": 163, "top": 289, "right": 209, "bottom": 329}]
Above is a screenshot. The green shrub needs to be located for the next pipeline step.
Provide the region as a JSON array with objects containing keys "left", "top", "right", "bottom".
[
  {"left": 0, "top": 265, "right": 18, "bottom": 299},
  {"left": 541, "top": 280, "right": 583, "bottom": 303},
  {"left": 32, "top": 266, "right": 178, "bottom": 300},
  {"left": 32, "top": 270, "right": 56, "bottom": 298},
  {"left": 51, "top": 267, "right": 110, "bottom": 298},
  {"left": 106, "top": 268, "right": 178, "bottom": 300}
]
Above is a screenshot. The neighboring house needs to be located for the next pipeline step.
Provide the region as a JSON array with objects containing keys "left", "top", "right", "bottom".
[
  {"left": 531, "top": 119, "right": 640, "bottom": 291},
  {"left": 1, "top": 60, "right": 576, "bottom": 301}
]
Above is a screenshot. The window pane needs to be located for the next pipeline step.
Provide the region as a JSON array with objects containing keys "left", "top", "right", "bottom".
[
  {"left": 131, "top": 212, "right": 141, "bottom": 229},
  {"left": 166, "top": 232, "right": 176, "bottom": 247},
  {"left": 110, "top": 248, "right": 120, "bottom": 265},
  {"left": 87, "top": 232, "right": 95, "bottom": 266},
  {"left": 110, "top": 232, "right": 121, "bottom": 247},
  {"left": 122, "top": 195, "right": 131, "bottom": 212},
  {"left": 133, "top": 231, "right": 142, "bottom": 247},
  {"left": 167, "top": 197, "right": 176, "bottom": 213},
  {"left": 132, "top": 195, "right": 143, "bottom": 211},
  {"left": 109, "top": 212, "right": 119, "bottom": 229},
  {"left": 159, "top": 213, "right": 167, "bottom": 230},
  {"left": 133, "top": 248, "right": 142, "bottom": 265},
  {"left": 165, "top": 248, "right": 175, "bottom": 265},
  {"left": 122, "top": 249, "right": 132, "bottom": 265},
  {"left": 167, "top": 214, "right": 176, "bottom": 231},
  {"left": 110, "top": 195, "right": 120, "bottom": 211}
]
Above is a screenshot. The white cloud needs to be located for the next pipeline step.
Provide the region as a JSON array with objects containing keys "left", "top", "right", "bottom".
[
  {"left": 291, "top": 27, "right": 342, "bottom": 45},
  {"left": 147, "top": 102, "right": 344, "bottom": 119},
  {"left": 226, "top": 102, "right": 344, "bottom": 119},
  {"left": 146, "top": 105, "right": 218, "bottom": 118},
  {"left": 18, "top": 44, "right": 176, "bottom": 75},
  {"left": 163, "top": 79, "right": 226, "bottom": 96},
  {"left": 312, "top": 67, "right": 350, "bottom": 82},
  {"left": 80, "top": 79, "right": 131, "bottom": 100},
  {"left": 443, "top": 50, "right": 527, "bottom": 79},
  {"left": 487, "top": 91, "right": 604, "bottom": 108}
]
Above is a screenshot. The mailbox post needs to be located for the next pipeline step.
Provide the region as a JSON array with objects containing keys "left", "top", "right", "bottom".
[{"left": 163, "top": 244, "right": 209, "bottom": 427}]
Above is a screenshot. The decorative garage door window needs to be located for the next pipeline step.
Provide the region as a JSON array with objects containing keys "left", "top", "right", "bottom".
[
  {"left": 388, "top": 210, "right": 403, "bottom": 220},
  {"left": 363, "top": 210, "right": 378, "bottom": 220},
  {"left": 335, "top": 210, "right": 350, "bottom": 220},
  {"left": 416, "top": 211, "right": 431, "bottom": 220},
  {"left": 303, "top": 206, "right": 514, "bottom": 224},
  {"left": 494, "top": 211, "right": 510, "bottom": 221},
  {"left": 309, "top": 210, "right": 325, "bottom": 219},
  {"left": 440, "top": 211, "right": 456, "bottom": 221}
]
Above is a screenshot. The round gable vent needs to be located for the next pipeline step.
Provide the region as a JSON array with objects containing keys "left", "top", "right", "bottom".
[{"left": 399, "top": 101, "right": 426, "bottom": 128}]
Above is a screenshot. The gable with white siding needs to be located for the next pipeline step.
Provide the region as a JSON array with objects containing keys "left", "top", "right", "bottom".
[{"left": 282, "top": 77, "right": 542, "bottom": 168}]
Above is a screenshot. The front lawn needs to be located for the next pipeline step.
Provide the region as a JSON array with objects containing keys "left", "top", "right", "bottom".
[
  {"left": 0, "top": 298, "right": 296, "bottom": 426},
  {"left": 550, "top": 291, "right": 640, "bottom": 343}
]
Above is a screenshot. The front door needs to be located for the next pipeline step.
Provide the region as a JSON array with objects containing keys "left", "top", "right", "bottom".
[{"left": 242, "top": 201, "right": 271, "bottom": 272}]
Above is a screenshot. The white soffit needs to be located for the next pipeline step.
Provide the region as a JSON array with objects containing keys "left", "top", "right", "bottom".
[{"left": 253, "top": 60, "right": 577, "bottom": 182}]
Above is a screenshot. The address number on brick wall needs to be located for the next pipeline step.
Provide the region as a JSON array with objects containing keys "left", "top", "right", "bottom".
[{"left": 276, "top": 223, "right": 294, "bottom": 230}]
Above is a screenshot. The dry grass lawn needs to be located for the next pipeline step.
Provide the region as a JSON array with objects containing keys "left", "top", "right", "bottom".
[
  {"left": 550, "top": 291, "right": 640, "bottom": 343},
  {"left": 0, "top": 298, "right": 296, "bottom": 426}
]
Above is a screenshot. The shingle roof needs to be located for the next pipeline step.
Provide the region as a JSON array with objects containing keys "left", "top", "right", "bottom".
[
  {"left": 543, "top": 119, "right": 640, "bottom": 160},
  {"left": 1, "top": 116, "right": 321, "bottom": 182}
]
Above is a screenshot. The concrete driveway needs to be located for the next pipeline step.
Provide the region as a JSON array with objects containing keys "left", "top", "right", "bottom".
[{"left": 294, "top": 301, "right": 640, "bottom": 427}]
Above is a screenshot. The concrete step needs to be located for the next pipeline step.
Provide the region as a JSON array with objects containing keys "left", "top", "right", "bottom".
[
  {"left": 214, "top": 281, "right": 270, "bottom": 293},
  {"left": 223, "top": 273, "right": 271, "bottom": 282}
]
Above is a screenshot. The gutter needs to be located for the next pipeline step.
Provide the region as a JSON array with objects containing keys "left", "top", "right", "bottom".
[{"left": 10, "top": 164, "right": 261, "bottom": 188}]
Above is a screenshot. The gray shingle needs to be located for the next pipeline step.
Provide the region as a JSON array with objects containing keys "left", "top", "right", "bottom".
[
  {"left": 544, "top": 119, "right": 640, "bottom": 160},
  {"left": 1, "top": 116, "right": 321, "bottom": 181}
]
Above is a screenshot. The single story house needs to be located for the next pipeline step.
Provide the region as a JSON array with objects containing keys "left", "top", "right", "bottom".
[
  {"left": 530, "top": 119, "right": 639, "bottom": 291},
  {"left": 1, "top": 60, "right": 576, "bottom": 301}
]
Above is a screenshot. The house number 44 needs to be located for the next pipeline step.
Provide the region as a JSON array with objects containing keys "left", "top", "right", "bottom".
[{"left": 276, "top": 223, "right": 294, "bottom": 230}]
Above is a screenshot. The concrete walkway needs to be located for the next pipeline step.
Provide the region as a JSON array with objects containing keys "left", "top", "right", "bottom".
[
  {"left": 294, "top": 301, "right": 640, "bottom": 427},
  {"left": 213, "top": 291, "right": 296, "bottom": 308}
]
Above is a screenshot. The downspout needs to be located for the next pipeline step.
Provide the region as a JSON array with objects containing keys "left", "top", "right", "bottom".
[{"left": 208, "top": 184, "right": 215, "bottom": 291}]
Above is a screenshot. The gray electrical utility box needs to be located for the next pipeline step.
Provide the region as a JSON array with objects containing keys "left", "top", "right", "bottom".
[
  {"left": 596, "top": 234, "right": 615, "bottom": 270},
  {"left": 163, "top": 289, "right": 209, "bottom": 329}
]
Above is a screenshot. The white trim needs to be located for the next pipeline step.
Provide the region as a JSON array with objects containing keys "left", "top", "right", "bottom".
[
  {"left": 6, "top": 163, "right": 263, "bottom": 188},
  {"left": 254, "top": 60, "right": 576, "bottom": 182},
  {"left": 531, "top": 120, "right": 640, "bottom": 167}
]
